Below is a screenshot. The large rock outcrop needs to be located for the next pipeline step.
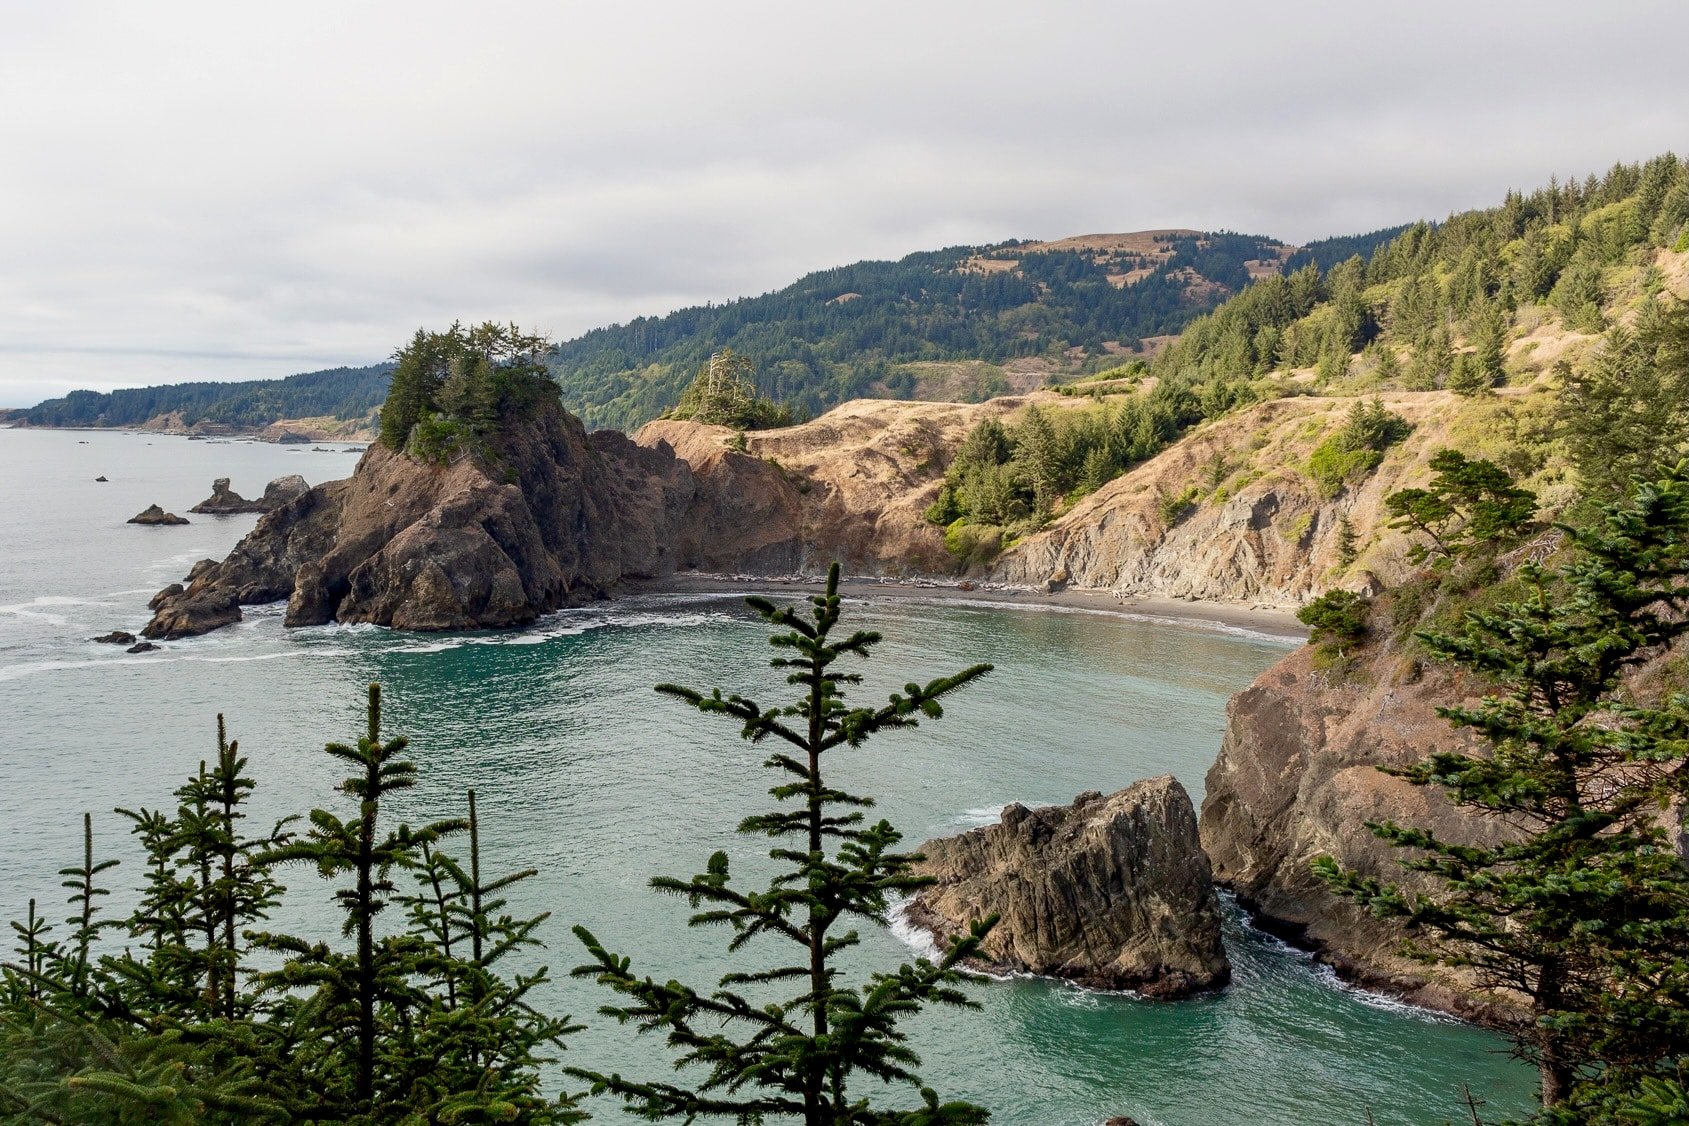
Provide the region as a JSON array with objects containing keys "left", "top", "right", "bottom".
[
  {"left": 142, "top": 403, "right": 808, "bottom": 639},
  {"left": 1198, "top": 637, "right": 1520, "bottom": 1021},
  {"left": 190, "top": 475, "right": 310, "bottom": 514},
  {"left": 906, "top": 777, "right": 1229, "bottom": 998}
]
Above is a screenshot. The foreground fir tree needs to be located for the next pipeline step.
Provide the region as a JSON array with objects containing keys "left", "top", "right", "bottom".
[
  {"left": 571, "top": 564, "right": 996, "bottom": 1124},
  {"left": 1317, "top": 462, "right": 1689, "bottom": 1113},
  {"left": 2, "top": 688, "right": 584, "bottom": 1125}
]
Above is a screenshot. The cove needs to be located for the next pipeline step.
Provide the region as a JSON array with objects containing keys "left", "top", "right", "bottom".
[{"left": 0, "top": 429, "right": 1539, "bottom": 1125}]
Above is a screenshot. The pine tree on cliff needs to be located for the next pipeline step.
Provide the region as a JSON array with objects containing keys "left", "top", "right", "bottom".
[
  {"left": 1316, "top": 462, "right": 1689, "bottom": 1111},
  {"left": 380, "top": 326, "right": 454, "bottom": 450},
  {"left": 570, "top": 563, "right": 997, "bottom": 1124},
  {"left": 378, "top": 322, "right": 558, "bottom": 452}
]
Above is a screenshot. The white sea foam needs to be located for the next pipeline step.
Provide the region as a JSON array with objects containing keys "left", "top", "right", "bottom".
[
  {"left": 1229, "top": 897, "right": 1459, "bottom": 1024},
  {"left": 877, "top": 594, "right": 1302, "bottom": 645},
  {"left": 884, "top": 896, "right": 944, "bottom": 961},
  {"left": 948, "top": 804, "right": 1012, "bottom": 829}
]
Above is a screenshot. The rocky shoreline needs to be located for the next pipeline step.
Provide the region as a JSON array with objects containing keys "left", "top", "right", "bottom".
[{"left": 115, "top": 397, "right": 1516, "bottom": 1029}]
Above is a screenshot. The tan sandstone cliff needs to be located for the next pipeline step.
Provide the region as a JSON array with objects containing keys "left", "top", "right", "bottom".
[{"left": 988, "top": 388, "right": 1556, "bottom": 607}]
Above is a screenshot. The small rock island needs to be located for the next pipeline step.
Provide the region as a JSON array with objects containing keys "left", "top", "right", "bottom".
[{"left": 128, "top": 504, "right": 189, "bottom": 526}]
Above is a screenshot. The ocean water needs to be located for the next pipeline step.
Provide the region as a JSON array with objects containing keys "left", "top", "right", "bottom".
[{"left": 0, "top": 427, "right": 1538, "bottom": 1125}]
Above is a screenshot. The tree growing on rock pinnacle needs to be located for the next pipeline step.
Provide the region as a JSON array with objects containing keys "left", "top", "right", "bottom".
[{"left": 571, "top": 563, "right": 997, "bottom": 1124}]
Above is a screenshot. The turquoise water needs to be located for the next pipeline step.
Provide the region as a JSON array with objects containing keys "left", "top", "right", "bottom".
[{"left": 0, "top": 428, "right": 1537, "bottom": 1124}]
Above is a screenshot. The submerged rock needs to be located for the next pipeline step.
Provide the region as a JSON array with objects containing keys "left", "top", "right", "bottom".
[
  {"left": 125, "top": 641, "right": 160, "bottom": 653},
  {"left": 94, "top": 475, "right": 108, "bottom": 482},
  {"left": 906, "top": 776, "right": 1230, "bottom": 998},
  {"left": 128, "top": 504, "right": 188, "bottom": 526},
  {"left": 91, "top": 630, "right": 136, "bottom": 645}
]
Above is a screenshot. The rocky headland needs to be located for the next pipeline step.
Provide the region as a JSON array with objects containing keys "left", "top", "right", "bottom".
[
  {"left": 1196, "top": 635, "right": 1518, "bottom": 1021},
  {"left": 142, "top": 398, "right": 805, "bottom": 639},
  {"left": 905, "top": 777, "right": 1229, "bottom": 999},
  {"left": 140, "top": 378, "right": 1554, "bottom": 640},
  {"left": 126, "top": 378, "right": 1574, "bottom": 1031}
]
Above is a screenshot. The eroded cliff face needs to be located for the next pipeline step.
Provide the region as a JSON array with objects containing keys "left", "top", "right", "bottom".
[
  {"left": 1197, "top": 635, "right": 1522, "bottom": 1021},
  {"left": 907, "top": 776, "right": 1229, "bottom": 999},
  {"left": 989, "top": 390, "right": 1532, "bottom": 607},
  {"left": 141, "top": 383, "right": 1551, "bottom": 637},
  {"left": 638, "top": 394, "right": 1062, "bottom": 576}
]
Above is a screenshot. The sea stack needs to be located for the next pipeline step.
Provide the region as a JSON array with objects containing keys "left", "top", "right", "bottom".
[
  {"left": 190, "top": 474, "right": 309, "bottom": 514},
  {"left": 128, "top": 504, "right": 189, "bottom": 526},
  {"left": 906, "top": 775, "right": 1230, "bottom": 998}
]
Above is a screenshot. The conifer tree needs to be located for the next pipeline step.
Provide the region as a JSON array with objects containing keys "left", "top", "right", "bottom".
[
  {"left": 571, "top": 564, "right": 996, "bottom": 1124},
  {"left": 1383, "top": 448, "right": 1537, "bottom": 563},
  {"left": 1317, "top": 463, "right": 1689, "bottom": 1109},
  {"left": 251, "top": 684, "right": 465, "bottom": 1112},
  {"left": 1557, "top": 299, "right": 1689, "bottom": 499},
  {"left": 1335, "top": 515, "right": 1358, "bottom": 568},
  {"left": 1014, "top": 403, "right": 1064, "bottom": 512},
  {"left": 397, "top": 790, "right": 587, "bottom": 1124},
  {"left": 3, "top": 692, "right": 585, "bottom": 1124}
]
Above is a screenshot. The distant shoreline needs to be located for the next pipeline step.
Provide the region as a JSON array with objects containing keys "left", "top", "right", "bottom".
[{"left": 632, "top": 571, "right": 1307, "bottom": 640}]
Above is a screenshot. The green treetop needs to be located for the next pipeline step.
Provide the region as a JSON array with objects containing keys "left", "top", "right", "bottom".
[
  {"left": 571, "top": 564, "right": 996, "bottom": 1124},
  {"left": 1318, "top": 462, "right": 1689, "bottom": 1112}
]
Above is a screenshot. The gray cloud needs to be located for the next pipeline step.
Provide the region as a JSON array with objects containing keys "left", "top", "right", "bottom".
[{"left": 3, "top": 0, "right": 1686, "bottom": 404}]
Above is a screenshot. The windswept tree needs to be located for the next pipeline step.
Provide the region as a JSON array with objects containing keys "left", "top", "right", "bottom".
[
  {"left": 571, "top": 564, "right": 997, "bottom": 1124},
  {"left": 1383, "top": 448, "right": 1537, "bottom": 563},
  {"left": 665, "top": 347, "right": 794, "bottom": 430}
]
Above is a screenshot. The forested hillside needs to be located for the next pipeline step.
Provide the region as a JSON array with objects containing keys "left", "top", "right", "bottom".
[
  {"left": 928, "top": 153, "right": 1689, "bottom": 554},
  {"left": 548, "top": 229, "right": 1293, "bottom": 429},
  {"left": 18, "top": 363, "right": 392, "bottom": 429}
]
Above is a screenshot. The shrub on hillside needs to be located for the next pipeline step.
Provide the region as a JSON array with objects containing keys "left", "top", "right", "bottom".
[{"left": 1307, "top": 399, "right": 1411, "bottom": 498}]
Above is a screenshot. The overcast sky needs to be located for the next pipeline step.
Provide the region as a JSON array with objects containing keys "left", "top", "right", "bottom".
[{"left": 3, "top": 1, "right": 1686, "bottom": 406}]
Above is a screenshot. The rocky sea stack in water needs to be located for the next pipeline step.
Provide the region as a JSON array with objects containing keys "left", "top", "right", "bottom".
[
  {"left": 906, "top": 776, "right": 1229, "bottom": 998},
  {"left": 190, "top": 474, "right": 309, "bottom": 515},
  {"left": 128, "top": 504, "right": 188, "bottom": 526}
]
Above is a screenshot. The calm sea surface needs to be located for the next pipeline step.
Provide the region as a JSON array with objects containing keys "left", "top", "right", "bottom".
[{"left": 0, "top": 427, "right": 1537, "bottom": 1124}]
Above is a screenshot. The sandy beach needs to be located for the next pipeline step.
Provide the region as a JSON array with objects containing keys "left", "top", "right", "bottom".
[{"left": 632, "top": 571, "right": 1308, "bottom": 641}]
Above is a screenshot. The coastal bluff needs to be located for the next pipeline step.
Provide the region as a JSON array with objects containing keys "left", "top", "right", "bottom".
[
  {"left": 140, "top": 392, "right": 1067, "bottom": 638},
  {"left": 1198, "top": 631, "right": 1522, "bottom": 1022}
]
